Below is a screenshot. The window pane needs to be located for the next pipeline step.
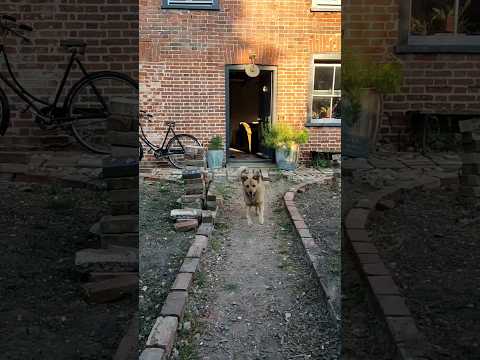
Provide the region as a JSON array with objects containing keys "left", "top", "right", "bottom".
[
  {"left": 334, "top": 66, "right": 341, "bottom": 94},
  {"left": 312, "top": 97, "right": 333, "bottom": 119},
  {"left": 332, "top": 97, "right": 341, "bottom": 119},
  {"left": 314, "top": 66, "right": 334, "bottom": 93},
  {"left": 458, "top": 0, "right": 480, "bottom": 34},
  {"left": 410, "top": 0, "right": 456, "bottom": 35}
]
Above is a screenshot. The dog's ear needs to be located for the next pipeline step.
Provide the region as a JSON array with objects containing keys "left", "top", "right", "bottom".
[
  {"left": 252, "top": 169, "right": 261, "bottom": 181},
  {"left": 240, "top": 168, "right": 249, "bottom": 182}
]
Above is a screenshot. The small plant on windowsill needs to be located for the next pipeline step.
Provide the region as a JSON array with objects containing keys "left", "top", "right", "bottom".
[
  {"left": 263, "top": 123, "right": 309, "bottom": 171},
  {"left": 207, "top": 135, "right": 224, "bottom": 169}
]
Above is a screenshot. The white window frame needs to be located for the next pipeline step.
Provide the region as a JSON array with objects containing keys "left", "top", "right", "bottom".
[
  {"left": 311, "top": 0, "right": 341, "bottom": 12},
  {"left": 309, "top": 54, "right": 341, "bottom": 126},
  {"left": 162, "top": 0, "right": 219, "bottom": 10}
]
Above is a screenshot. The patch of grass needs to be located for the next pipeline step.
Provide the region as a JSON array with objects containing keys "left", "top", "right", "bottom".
[
  {"left": 223, "top": 282, "right": 239, "bottom": 292},
  {"left": 210, "top": 237, "right": 222, "bottom": 253},
  {"left": 214, "top": 182, "right": 232, "bottom": 200},
  {"left": 195, "top": 271, "right": 207, "bottom": 288},
  {"left": 178, "top": 341, "right": 199, "bottom": 360}
]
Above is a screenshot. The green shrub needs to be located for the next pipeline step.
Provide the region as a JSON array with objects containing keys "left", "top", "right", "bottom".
[
  {"left": 208, "top": 135, "right": 223, "bottom": 150},
  {"left": 263, "top": 123, "right": 309, "bottom": 151}
]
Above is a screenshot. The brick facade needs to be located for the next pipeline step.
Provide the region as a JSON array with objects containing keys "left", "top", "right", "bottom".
[
  {"left": 343, "top": 0, "right": 480, "bottom": 147},
  {"left": 0, "top": 0, "right": 138, "bottom": 151},
  {"left": 140, "top": 0, "right": 341, "bottom": 165}
]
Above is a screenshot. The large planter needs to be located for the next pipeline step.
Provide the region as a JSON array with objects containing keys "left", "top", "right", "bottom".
[
  {"left": 342, "top": 88, "right": 381, "bottom": 158},
  {"left": 207, "top": 149, "right": 224, "bottom": 169},
  {"left": 275, "top": 144, "right": 299, "bottom": 171}
]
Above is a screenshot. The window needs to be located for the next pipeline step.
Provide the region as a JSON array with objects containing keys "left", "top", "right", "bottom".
[
  {"left": 161, "top": 0, "right": 219, "bottom": 10},
  {"left": 311, "top": 0, "right": 341, "bottom": 12},
  {"left": 398, "top": 0, "right": 480, "bottom": 52},
  {"left": 310, "top": 60, "right": 341, "bottom": 125}
]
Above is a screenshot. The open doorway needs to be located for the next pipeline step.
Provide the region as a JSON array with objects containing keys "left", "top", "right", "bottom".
[{"left": 226, "top": 65, "right": 276, "bottom": 163}]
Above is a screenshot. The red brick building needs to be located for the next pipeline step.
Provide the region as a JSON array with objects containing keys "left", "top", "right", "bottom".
[
  {"left": 343, "top": 0, "right": 480, "bottom": 151},
  {"left": 140, "top": 0, "right": 341, "bottom": 167},
  {"left": 0, "top": 0, "right": 138, "bottom": 152}
]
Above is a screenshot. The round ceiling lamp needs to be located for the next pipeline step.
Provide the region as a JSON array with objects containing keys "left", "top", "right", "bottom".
[{"left": 245, "top": 54, "right": 260, "bottom": 78}]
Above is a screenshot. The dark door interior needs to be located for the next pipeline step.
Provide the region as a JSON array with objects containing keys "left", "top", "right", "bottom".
[{"left": 228, "top": 69, "right": 273, "bottom": 161}]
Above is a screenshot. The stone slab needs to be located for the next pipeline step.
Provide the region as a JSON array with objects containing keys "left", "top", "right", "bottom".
[
  {"left": 140, "top": 348, "right": 166, "bottom": 360},
  {"left": 179, "top": 257, "right": 200, "bottom": 273},
  {"left": 146, "top": 316, "right": 178, "bottom": 354},
  {"left": 160, "top": 291, "right": 188, "bottom": 320},
  {"left": 171, "top": 273, "right": 193, "bottom": 291},
  {"left": 368, "top": 276, "right": 401, "bottom": 295},
  {"left": 378, "top": 295, "right": 411, "bottom": 316}
]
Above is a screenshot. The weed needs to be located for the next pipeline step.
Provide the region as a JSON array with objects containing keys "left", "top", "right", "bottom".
[
  {"left": 223, "top": 283, "right": 239, "bottom": 292},
  {"left": 195, "top": 271, "right": 207, "bottom": 288}
]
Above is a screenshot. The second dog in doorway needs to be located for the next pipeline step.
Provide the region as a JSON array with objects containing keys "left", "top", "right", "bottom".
[{"left": 240, "top": 168, "right": 266, "bottom": 225}]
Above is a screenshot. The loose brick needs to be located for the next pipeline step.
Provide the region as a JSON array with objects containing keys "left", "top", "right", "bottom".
[
  {"left": 358, "top": 253, "right": 382, "bottom": 264},
  {"left": 352, "top": 242, "right": 378, "bottom": 254},
  {"left": 377, "top": 295, "right": 411, "bottom": 316},
  {"left": 197, "top": 223, "right": 214, "bottom": 237},
  {"left": 386, "top": 317, "right": 421, "bottom": 344},
  {"left": 345, "top": 228, "right": 371, "bottom": 242},
  {"left": 368, "top": 276, "right": 400, "bottom": 295},
  {"left": 174, "top": 219, "right": 198, "bottom": 232},
  {"left": 146, "top": 316, "right": 178, "bottom": 354},
  {"left": 161, "top": 291, "right": 188, "bottom": 320},
  {"left": 179, "top": 257, "right": 200, "bottom": 273},
  {"left": 362, "top": 262, "right": 390, "bottom": 276},
  {"left": 345, "top": 208, "right": 370, "bottom": 229},
  {"left": 297, "top": 228, "right": 312, "bottom": 238},
  {"left": 140, "top": 348, "right": 166, "bottom": 360},
  {"left": 171, "top": 273, "right": 193, "bottom": 291},
  {"left": 186, "top": 235, "right": 208, "bottom": 257}
]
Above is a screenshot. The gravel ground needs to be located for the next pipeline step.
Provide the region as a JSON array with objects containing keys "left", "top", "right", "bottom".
[
  {"left": 295, "top": 180, "right": 341, "bottom": 315},
  {"left": 369, "top": 188, "right": 480, "bottom": 359},
  {"left": 174, "top": 177, "right": 340, "bottom": 360},
  {"left": 0, "top": 181, "right": 134, "bottom": 360},
  {"left": 341, "top": 177, "right": 396, "bottom": 359},
  {"left": 139, "top": 179, "right": 195, "bottom": 349}
]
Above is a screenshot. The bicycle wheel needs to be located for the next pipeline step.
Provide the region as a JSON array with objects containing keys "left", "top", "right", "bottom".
[
  {"left": 166, "top": 134, "right": 202, "bottom": 169},
  {"left": 139, "top": 140, "right": 144, "bottom": 161},
  {"left": 67, "top": 71, "right": 138, "bottom": 154},
  {"left": 0, "top": 88, "right": 10, "bottom": 136}
]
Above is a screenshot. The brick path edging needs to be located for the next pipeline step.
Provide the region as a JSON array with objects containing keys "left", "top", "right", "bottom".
[
  {"left": 344, "top": 176, "right": 447, "bottom": 360},
  {"left": 139, "top": 208, "right": 217, "bottom": 360},
  {"left": 283, "top": 177, "right": 340, "bottom": 322}
]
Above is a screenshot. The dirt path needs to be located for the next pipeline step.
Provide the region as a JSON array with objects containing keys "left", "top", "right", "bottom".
[{"left": 180, "top": 177, "right": 339, "bottom": 360}]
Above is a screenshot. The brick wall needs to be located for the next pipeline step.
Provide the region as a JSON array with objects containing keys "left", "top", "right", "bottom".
[
  {"left": 0, "top": 0, "right": 138, "bottom": 151},
  {"left": 139, "top": 0, "right": 341, "bottom": 165},
  {"left": 343, "top": 0, "right": 480, "bottom": 146}
]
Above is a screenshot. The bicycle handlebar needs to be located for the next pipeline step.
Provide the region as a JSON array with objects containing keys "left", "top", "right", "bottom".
[{"left": 1, "top": 15, "right": 33, "bottom": 43}]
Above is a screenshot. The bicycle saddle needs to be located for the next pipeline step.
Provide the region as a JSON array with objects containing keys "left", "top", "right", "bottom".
[
  {"left": 165, "top": 121, "right": 175, "bottom": 127},
  {"left": 60, "top": 40, "right": 87, "bottom": 48}
]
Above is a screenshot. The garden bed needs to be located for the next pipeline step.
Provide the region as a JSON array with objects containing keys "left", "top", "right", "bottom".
[
  {"left": 139, "top": 179, "right": 195, "bottom": 349},
  {"left": 295, "top": 181, "right": 341, "bottom": 302},
  {"left": 0, "top": 181, "right": 134, "bottom": 359},
  {"left": 369, "top": 188, "right": 480, "bottom": 359}
]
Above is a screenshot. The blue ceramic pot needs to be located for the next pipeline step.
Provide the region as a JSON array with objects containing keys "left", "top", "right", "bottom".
[{"left": 207, "top": 149, "right": 224, "bottom": 169}]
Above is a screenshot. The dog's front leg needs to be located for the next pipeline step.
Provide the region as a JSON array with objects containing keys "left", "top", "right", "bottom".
[
  {"left": 258, "top": 203, "right": 264, "bottom": 225},
  {"left": 246, "top": 205, "right": 253, "bottom": 225}
]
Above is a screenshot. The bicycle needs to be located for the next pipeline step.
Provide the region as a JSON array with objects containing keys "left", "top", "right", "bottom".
[
  {"left": 139, "top": 111, "right": 203, "bottom": 169},
  {"left": 0, "top": 15, "right": 138, "bottom": 154}
]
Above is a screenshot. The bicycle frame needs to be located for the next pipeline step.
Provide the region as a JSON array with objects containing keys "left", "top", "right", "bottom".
[
  {"left": 140, "top": 121, "right": 186, "bottom": 157},
  {"left": 0, "top": 45, "right": 107, "bottom": 121}
]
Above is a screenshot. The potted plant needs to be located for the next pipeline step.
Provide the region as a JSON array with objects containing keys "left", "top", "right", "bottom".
[
  {"left": 342, "top": 54, "right": 403, "bottom": 156},
  {"left": 263, "top": 123, "right": 309, "bottom": 171},
  {"left": 207, "top": 135, "right": 224, "bottom": 169}
]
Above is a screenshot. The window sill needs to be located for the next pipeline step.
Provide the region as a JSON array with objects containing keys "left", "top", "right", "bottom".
[
  {"left": 311, "top": 6, "right": 341, "bottom": 12},
  {"left": 395, "top": 44, "right": 480, "bottom": 54},
  {"left": 161, "top": 5, "right": 219, "bottom": 10},
  {"left": 306, "top": 119, "right": 341, "bottom": 127}
]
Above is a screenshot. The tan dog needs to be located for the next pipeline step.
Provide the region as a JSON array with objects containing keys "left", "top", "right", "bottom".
[{"left": 240, "top": 168, "right": 266, "bottom": 225}]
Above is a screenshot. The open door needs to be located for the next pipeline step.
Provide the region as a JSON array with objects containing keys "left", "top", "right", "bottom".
[{"left": 226, "top": 65, "right": 276, "bottom": 163}]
